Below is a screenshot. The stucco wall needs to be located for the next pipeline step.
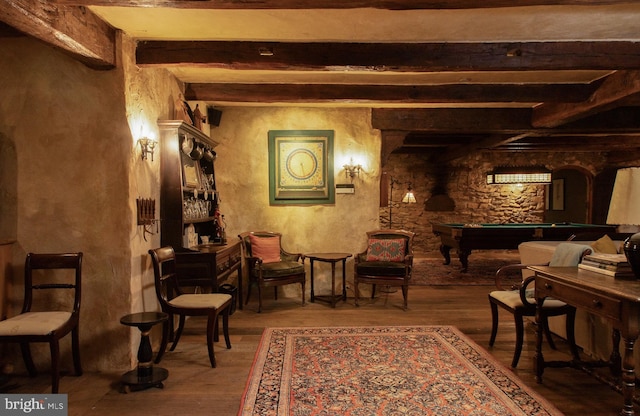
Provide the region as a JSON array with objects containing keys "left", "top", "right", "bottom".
[
  {"left": 211, "top": 107, "right": 381, "bottom": 296},
  {"left": 0, "top": 35, "right": 182, "bottom": 372},
  {"left": 0, "top": 37, "right": 132, "bottom": 371}
]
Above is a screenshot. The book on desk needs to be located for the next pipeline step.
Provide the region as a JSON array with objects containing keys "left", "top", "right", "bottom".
[{"left": 579, "top": 253, "right": 634, "bottom": 277}]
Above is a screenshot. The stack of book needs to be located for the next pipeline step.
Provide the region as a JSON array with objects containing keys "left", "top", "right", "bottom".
[{"left": 578, "top": 253, "right": 635, "bottom": 278}]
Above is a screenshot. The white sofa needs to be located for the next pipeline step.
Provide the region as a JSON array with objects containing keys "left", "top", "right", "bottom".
[{"left": 519, "top": 239, "right": 633, "bottom": 370}]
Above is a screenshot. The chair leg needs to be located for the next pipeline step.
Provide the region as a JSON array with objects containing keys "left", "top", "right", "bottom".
[
  {"left": 170, "top": 315, "right": 186, "bottom": 351},
  {"left": 541, "top": 314, "right": 557, "bottom": 350},
  {"left": 488, "top": 298, "right": 499, "bottom": 347},
  {"left": 222, "top": 306, "right": 231, "bottom": 349},
  {"left": 155, "top": 319, "right": 170, "bottom": 364},
  {"left": 257, "top": 285, "right": 263, "bottom": 313},
  {"left": 301, "top": 280, "right": 306, "bottom": 306},
  {"left": 20, "top": 342, "right": 37, "bottom": 377},
  {"left": 213, "top": 315, "right": 220, "bottom": 343},
  {"left": 371, "top": 284, "right": 376, "bottom": 299},
  {"left": 245, "top": 279, "right": 253, "bottom": 305},
  {"left": 49, "top": 340, "right": 60, "bottom": 394},
  {"left": 206, "top": 313, "right": 217, "bottom": 368},
  {"left": 402, "top": 285, "right": 408, "bottom": 311},
  {"left": 274, "top": 286, "right": 278, "bottom": 300},
  {"left": 512, "top": 311, "right": 525, "bottom": 368},
  {"left": 71, "top": 327, "right": 83, "bottom": 376}
]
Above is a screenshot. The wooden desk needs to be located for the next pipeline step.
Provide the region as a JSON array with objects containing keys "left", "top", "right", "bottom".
[
  {"left": 174, "top": 241, "right": 243, "bottom": 309},
  {"left": 531, "top": 266, "right": 640, "bottom": 416}
]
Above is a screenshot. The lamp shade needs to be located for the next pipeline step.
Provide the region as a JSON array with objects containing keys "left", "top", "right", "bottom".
[
  {"left": 607, "top": 167, "right": 640, "bottom": 279},
  {"left": 402, "top": 191, "right": 417, "bottom": 203},
  {"left": 606, "top": 167, "right": 640, "bottom": 226}
]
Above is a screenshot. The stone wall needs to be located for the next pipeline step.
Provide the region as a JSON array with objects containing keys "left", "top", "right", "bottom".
[{"left": 381, "top": 151, "right": 612, "bottom": 256}]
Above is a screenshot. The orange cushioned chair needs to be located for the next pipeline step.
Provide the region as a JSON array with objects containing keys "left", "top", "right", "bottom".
[
  {"left": 238, "top": 231, "right": 306, "bottom": 313},
  {"left": 354, "top": 229, "right": 415, "bottom": 311},
  {"left": 0, "top": 252, "right": 83, "bottom": 393}
]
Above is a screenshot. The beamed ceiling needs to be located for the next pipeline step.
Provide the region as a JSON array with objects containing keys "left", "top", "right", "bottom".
[{"left": 4, "top": 1, "right": 640, "bottom": 164}]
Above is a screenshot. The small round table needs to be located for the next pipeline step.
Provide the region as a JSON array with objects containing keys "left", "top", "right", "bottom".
[
  {"left": 305, "top": 253, "right": 352, "bottom": 308},
  {"left": 120, "top": 312, "right": 169, "bottom": 393}
]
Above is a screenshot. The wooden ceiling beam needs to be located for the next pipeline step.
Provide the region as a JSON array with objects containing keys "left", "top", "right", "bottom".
[
  {"left": 185, "top": 82, "right": 595, "bottom": 104},
  {"left": 532, "top": 70, "right": 640, "bottom": 128},
  {"left": 137, "top": 41, "right": 640, "bottom": 72},
  {"left": 372, "top": 108, "right": 534, "bottom": 132},
  {"left": 57, "top": 0, "right": 638, "bottom": 10},
  {"left": 0, "top": 0, "right": 116, "bottom": 69},
  {"left": 373, "top": 106, "right": 640, "bottom": 133}
]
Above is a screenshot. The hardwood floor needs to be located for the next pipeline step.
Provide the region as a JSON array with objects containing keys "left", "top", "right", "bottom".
[{"left": 3, "top": 284, "right": 635, "bottom": 415}]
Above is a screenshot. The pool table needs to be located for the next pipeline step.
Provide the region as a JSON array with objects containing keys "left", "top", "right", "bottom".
[{"left": 431, "top": 222, "right": 616, "bottom": 272}]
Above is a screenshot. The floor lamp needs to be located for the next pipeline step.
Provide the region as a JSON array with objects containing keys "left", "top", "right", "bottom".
[
  {"left": 388, "top": 178, "right": 416, "bottom": 229},
  {"left": 606, "top": 167, "right": 640, "bottom": 278}
]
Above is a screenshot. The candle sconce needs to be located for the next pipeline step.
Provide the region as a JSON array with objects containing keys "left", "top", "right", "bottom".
[
  {"left": 136, "top": 198, "right": 158, "bottom": 241},
  {"left": 138, "top": 137, "right": 157, "bottom": 161}
]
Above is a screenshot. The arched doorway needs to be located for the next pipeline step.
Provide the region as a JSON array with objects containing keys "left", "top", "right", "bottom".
[{"left": 544, "top": 167, "right": 591, "bottom": 223}]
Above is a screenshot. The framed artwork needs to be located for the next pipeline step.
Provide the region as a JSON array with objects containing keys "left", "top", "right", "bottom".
[
  {"left": 552, "top": 178, "right": 564, "bottom": 210},
  {"left": 268, "top": 130, "right": 335, "bottom": 205},
  {"left": 181, "top": 151, "right": 201, "bottom": 189}
]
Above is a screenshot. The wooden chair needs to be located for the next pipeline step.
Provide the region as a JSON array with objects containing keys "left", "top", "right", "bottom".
[
  {"left": 488, "top": 242, "right": 591, "bottom": 367},
  {"left": 148, "top": 246, "right": 232, "bottom": 367},
  {"left": 0, "top": 252, "right": 83, "bottom": 393},
  {"left": 238, "top": 231, "right": 305, "bottom": 313},
  {"left": 354, "top": 230, "right": 415, "bottom": 311}
]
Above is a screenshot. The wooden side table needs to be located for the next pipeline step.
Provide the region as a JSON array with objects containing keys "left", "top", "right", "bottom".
[
  {"left": 120, "top": 312, "right": 169, "bottom": 393},
  {"left": 305, "top": 253, "right": 352, "bottom": 308}
]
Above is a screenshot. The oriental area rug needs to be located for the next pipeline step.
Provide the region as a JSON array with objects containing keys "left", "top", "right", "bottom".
[
  {"left": 411, "top": 250, "right": 522, "bottom": 286},
  {"left": 239, "top": 326, "right": 563, "bottom": 416}
]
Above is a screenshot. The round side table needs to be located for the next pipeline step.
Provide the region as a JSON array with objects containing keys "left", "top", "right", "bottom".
[{"left": 120, "top": 312, "right": 169, "bottom": 393}]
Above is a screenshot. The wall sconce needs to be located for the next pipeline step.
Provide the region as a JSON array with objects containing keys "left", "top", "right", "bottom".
[
  {"left": 402, "top": 183, "right": 417, "bottom": 203},
  {"left": 138, "top": 137, "right": 157, "bottom": 161},
  {"left": 343, "top": 158, "right": 362, "bottom": 182},
  {"left": 486, "top": 166, "right": 551, "bottom": 185}
]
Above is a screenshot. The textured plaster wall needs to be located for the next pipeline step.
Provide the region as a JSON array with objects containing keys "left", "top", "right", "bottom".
[
  {"left": 0, "top": 35, "right": 182, "bottom": 372},
  {"left": 120, "top": 36, "right": 185, "bottom": 367},
  {"left": 211, "top": 107, "right": 381, "bottom": 297},
  {"left": 0, "top": 37, "right": 132, "bottom": 371}
]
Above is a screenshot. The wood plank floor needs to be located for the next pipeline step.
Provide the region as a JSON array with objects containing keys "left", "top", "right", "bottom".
[{"left": 3, "top": 284, "right": 635, "bottom": 415}]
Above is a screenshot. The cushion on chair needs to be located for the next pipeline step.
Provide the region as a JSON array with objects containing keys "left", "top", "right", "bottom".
[
  {"left": 253, "top": 261, "right": 305, "bottom": 278},
  {"left": 489, "top": 290, "right": 567, "bottom": 309},
  {"left": 168, "top": 293, "right": 231, "bottom": 309},
  {"left": 365, "top": 238, "right": 406, "bottom": 262},
  {"left": 356, "top": 261, "right": 407, "bottom": 277},
  {"left": 0, "top": 312, "right": 72, "bottom": 336},
  {"left": 249, "top": 235, "right": 281, "bottom": 263}
]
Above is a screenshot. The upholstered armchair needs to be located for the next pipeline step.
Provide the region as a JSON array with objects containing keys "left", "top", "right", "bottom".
[
  {"left": 488, "top": 242, "right": 591, "bottom": 367},
  {"left": 354, "top": 229, "right": 415, "bottom": 311},
  {"left": 238, "top": 231, "right": 306, "bottom": 313}
]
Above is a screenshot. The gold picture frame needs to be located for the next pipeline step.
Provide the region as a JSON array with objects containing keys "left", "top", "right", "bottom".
[{"left": 268, "top": 130, "right": 334, "bottom": 205}]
